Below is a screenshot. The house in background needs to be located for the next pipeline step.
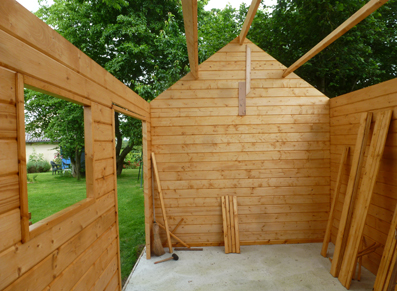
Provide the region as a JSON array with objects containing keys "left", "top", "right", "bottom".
[{"left": 25, "top": 133, "right": 58, "bottom": 164}]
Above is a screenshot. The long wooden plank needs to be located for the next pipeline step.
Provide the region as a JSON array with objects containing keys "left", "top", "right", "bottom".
[
  {"left": 2, "top": 210, "right": 116, "bottom": 291},
  {"left": 156, "top": 222, "right": 190, "bottom": 248},
  {"left": 0, "top": 29, "right": 149, "bottom": 118},
  {"left": 246, "top": 46, "right": 251, "bottom": 95},
  {"left": 15, "top": 73, "right": 29, "bottom": 243},
  {"left": 321, "top": 146, "right": 349, "bottom": 257},
  {"left": 151, "top": 152, "right": 173, "bottom": 253},
  {"left": 238, "top": 82, "right": 246, "bottom": 116},
  {"left": 233, "top": 196, "right": 241, "bottom": 253},
  {"left": 283, "top": 0, "right": 389, "bottom": 77},
  {"left": 225, "top": 195, "right": 232, "bottom": 251},
  {"left": 374, "top": 204, "right": 397, "bottom": 290},
  {"left": 181, "top": 0, "right": 198, "bottom": 79},
  {"left": 110, "top": 108, "right": 122, "bottom": 289},
  {"left": 330, "top": 112, "right": 372, "bottom": 277},
  {"left": 113, "top": 104, "right": 147, "bottom": 121},
  {"left": 339, "top": 110, "right": 392, "bottom": 289},
  {"left": 221, "top": 196, "right": 230, "bottom": 253},
  {"left": 151, "top": 106, "right": 329, "bottom": 117},
  {"left": 142, "top": 121, "right": 152, "bottom": 259},
  {"left": 385, "top": 249, "right": 397, "bottom": 291},
  {"left": 0, "top": 0, "right": 149, "bottom": 113},
  {"left": 230, "top": 196, "right": 236, "bottom": 252},
  {"left": 238, "top": 0, "right": 261, "bottom": 44},
  {"left": 151, "top": 97, "right": 329, "bottom": 108},
  {"left": 0, "top": 191, "right": 115, "bottom": 291}
]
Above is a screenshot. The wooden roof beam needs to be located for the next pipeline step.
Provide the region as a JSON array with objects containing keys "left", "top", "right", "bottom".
[
  {"left": 282, "top": 0, "right": 389, "bottom": 78},
  {"left": 239, "top": 0, "right": 261, "bottom": 45},
  {"left": 182, "top": 0, "right": 199, "bottom": 79}
]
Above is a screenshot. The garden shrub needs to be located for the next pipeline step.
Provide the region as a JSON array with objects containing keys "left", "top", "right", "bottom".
[{"left": 27, "top": 149, "right": 51, "bottom": 173}]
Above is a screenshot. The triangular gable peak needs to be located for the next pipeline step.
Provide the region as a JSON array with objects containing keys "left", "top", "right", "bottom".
[
  {"left": 153, "top": 38, "right": 327, "bottom": 105},
  {"left": 150, "top": 37, "right": 330, "bottom": 247}
]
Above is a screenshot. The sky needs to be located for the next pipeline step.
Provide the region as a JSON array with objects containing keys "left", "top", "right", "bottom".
[{"left": 16, "top": 0, "right": 276, "bottom": 13}]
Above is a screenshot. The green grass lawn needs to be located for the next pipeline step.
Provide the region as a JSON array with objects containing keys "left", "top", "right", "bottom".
[{"left": 27, "top": 169, "right": 145, "bottom": 285}]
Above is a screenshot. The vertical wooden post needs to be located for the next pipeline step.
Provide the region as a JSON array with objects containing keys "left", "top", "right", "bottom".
[
  {"left": 238, "top": 82, "right": 246, "bottom": 116},
  {"left": 221, "top": 196, "right": 230, "bottom": 254},
  {"left": 230, "top": 196, "right": 236, "bottom": 253},
  {"left": 233, "top": 196, "right": 240, "bottom": 254},
  {"left": 331, "top": 112, "right": 372, "bottom": 277},
  {"left": 84, "top": 106, "right": 95, "bottom": 198},
  {"left": 151, "top": 152, "right": 173, "bottom": 253},
  {"left": 142, "top": 121, "right": 152, "bottom": 259},
  {"left": 111, "top": 108, "right": 123, "bottom": 289},
  {"left": 339, "top": 110, "right": 392, "bottom": 289},
  {"left": 246, "top": 45, "right": 251, "bottom": 95},
  {"left": 321, "top": 146, "right": 349, "bottom": 257},
  {"left": 15, "top": 73, "right": 29, "bottom": 243}
]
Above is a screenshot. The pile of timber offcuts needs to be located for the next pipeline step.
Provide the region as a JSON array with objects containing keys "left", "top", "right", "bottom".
[{"left": 222, "top": 195, "right": 240, "bottom": 254}]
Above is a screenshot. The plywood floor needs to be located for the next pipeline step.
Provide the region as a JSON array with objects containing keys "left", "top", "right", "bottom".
[{"left": 124, "top": 243, "right": 375, "bottom": 291}]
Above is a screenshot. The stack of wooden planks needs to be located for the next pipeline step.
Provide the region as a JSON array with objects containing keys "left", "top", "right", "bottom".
[{"left": 221, "top": 195, "right": 240, "bottom": 254}]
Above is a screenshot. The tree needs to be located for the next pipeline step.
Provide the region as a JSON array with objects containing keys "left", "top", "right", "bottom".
[
  {"left": 35, "top": 0, "right": 244, "bottom": 175},
  {"left": 36, "top": 0, "right": 186, "bottom": 175},
  {"left": 24, "top": 90, "right": 85, "bottom": 179},
  {"left": 248, "top": 0, "right": 397, "bottom": 97}
]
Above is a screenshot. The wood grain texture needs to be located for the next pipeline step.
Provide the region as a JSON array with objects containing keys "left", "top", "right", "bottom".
[
  {"left": 330, "top": 112, "right": 372, "bottom": 277},
  {"left": 339, "top": 110, "right": 392, "bottom": 289},
  {"left": 330, "top": 78, "right": 397, "bottom": 279},
  {"left": 321, "top": 146, "right": 349, "bottom": 257},
  {"left": 0, "top": 1, "right": 151, "bottom": 289},
  {"left": 181, "top": 0, "right": 198, "bottom": 79},
  {"left": 150, "top": 38, "right": 330, "bottom": 246},
  {"left": 238, "top": 0, "right": 261, "bottom": 44}
]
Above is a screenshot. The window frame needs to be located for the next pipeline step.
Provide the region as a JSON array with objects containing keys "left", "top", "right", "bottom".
[{"left": 17, "top": 74, "right": 95, "bottom": 242}]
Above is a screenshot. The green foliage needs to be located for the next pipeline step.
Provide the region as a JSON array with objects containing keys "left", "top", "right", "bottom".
[
  {"left": 27, "top": 174, "right": 38, "bottom": 183},
  {"left": 27, "top": 161, "right": 51, "bottom": 173},
  {"left": 27, "top": 149, "right": 51, "bottom": 173},
  {"left": 27, "top": 169, "right": 144, "bottom": 285},
  {"left": 28, "top": 172, "right": 87, "bottom": 223},
  {"left": 24, "top": 90, "right": 85, "bottom": 178},
  {"left": 248, "top": 0, "right": 397, "bottom": 97}
]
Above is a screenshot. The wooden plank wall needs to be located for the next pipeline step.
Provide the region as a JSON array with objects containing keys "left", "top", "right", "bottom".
[
  {"left": 0, "top": 1, "right": 150, "bottom": 290},
  {"left": 151, "top": 38, "right": 331, "bottom": 246},
  {"left": 330, "top": 78, "right": 397, "bottom": 275}
]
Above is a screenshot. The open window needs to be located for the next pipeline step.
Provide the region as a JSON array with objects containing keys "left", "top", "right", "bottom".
[{"left": 17, "top": 75, "right": 94, "bottom": 242}]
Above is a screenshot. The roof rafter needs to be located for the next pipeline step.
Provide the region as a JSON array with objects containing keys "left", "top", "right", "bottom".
[
  {"left": 182, "top": 0, "right": 199, "bottom": 79},
  {"left": 239, "top": 0, "right": 261, "bottom": 45},
  {"left": 282, "top": 0, "right": 389, "bottom": 78}
]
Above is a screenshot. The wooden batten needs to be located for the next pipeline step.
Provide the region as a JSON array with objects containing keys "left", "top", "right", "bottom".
[
  {"left": 238, "top": 0, "right": 261, "bottom": 45},
  {"left": 321, "top": 146, "right": 349, "bottom": 257},
  {"left": 181, "top": 0, "right": 199, "bottom": 79},
  {"left": 246, "top": 45, "right": 251, "bottom": 95}
]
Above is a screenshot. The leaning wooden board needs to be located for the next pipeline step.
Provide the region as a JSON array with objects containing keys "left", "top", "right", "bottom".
[
  {"left": 321, "top": 146, "right": 349, "bottom": 257},
  {"left": 331, "top": 112, "right": 372, "bottom": 277},
  {"left": 338, "top": 110, "right": 393, "bottom": 289}
]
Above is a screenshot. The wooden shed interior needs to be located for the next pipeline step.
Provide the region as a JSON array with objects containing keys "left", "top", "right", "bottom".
[{"left": 0, "top": 0, "right": 395, "bottom": 290}]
